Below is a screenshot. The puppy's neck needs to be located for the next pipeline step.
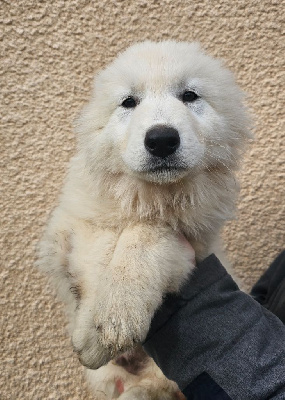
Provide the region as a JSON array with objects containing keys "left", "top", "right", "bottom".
[{"left": 63, "top": 155, "right": 238, "bottom": 243}]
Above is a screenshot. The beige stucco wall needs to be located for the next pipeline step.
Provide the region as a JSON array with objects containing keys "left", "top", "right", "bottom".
[{"left": 1, "top": 1, "right": 284, "bottom": 398}]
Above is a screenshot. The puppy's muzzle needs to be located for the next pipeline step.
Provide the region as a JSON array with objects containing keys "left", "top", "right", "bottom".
[{"left": 144, "top": 125, "right": 180, "bottom": 158}]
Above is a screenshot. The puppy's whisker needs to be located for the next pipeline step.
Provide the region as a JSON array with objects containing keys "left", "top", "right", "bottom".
[
  {"left": 206, "top": 136, "right": 240, "bottom": 142},
  {"left": 206, "top": 145, "right": 239, "bottom": 166}
]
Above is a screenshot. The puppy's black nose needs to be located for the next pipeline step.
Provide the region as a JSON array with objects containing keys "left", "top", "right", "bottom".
[{"left": 144, "top": 125, "right": 180, "bottom": 158}]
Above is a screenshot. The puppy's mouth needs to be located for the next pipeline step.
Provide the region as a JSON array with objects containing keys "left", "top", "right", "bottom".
[
  {"left": 139, "top": 160, "right": 188, "bottom": 183},
  {"left": 147, "top": 166, "right": 186, "bottom": 173},
  {"left": 143, "top": 157, "right": 187, "bottom": 172}
]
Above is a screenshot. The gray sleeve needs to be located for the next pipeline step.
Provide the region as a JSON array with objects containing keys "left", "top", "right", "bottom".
[{"left": 143, "top": 255, "right": 285, "bottom": 400}]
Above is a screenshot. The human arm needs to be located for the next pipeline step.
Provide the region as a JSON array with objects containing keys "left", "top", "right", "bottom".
[{"left": 144, "top": 254, "right": 285, "bottom": 400}]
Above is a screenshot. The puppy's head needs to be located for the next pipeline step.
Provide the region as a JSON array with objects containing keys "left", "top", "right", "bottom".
[{"left": 76, "top": 41, "right": 251, "bottom": 185}]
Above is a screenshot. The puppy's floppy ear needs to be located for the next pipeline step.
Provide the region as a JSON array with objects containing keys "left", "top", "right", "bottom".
[
  {"left": 184, "top": 40, "right": 202, "bottom": 53},
  {"left": 73, "top": 72, "right": 107, "bottom": 141},
  {"left": 74, "top": 64, "right": 121, "bottom": 143}
]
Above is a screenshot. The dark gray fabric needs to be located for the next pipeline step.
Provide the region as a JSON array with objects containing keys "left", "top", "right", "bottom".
[
  {"left": 144, "top": 254, "right": 285, "bottom": 400},
  {"left": 251, "top": 250, "right": 285, "bottom": 323},
  {"left": 183, "top": 372, "right": 232, "bottom": 399}
]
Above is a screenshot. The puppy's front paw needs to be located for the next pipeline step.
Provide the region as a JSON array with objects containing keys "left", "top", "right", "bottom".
[
  {"left": 72, "top": 322, "right": 111, "bottom": 370},
  {"left": 72, "top": 297, "right": 152, "bottom": 369},
  {"left": 97, "top": 299, "right": 151, "bottom": 351}
]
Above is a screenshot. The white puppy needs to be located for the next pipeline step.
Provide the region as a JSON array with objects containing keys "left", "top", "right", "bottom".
[{"left": 38, "top": 41, "right": 251, "bottom": 399}]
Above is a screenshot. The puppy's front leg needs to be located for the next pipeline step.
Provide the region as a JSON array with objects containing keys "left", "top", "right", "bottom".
[{"left": 72, "top": 224, "right": 195, "bottom": 370}]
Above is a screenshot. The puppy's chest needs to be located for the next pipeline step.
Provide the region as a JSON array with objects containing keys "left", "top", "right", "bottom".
[{"left": 87, "top": 213, "right": 210, "bottom": 248}]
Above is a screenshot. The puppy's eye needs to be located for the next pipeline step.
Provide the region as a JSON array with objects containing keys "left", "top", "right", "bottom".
[
  {"left": 182, "top": 91, "right": 199, "bottom": 103},
  {"left": 121, "top": 96, "right": 137, "bottom": 108}
]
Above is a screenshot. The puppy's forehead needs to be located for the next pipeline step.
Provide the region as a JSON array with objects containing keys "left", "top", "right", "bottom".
[{"left": 98, "top": 41, "right": 219, "bottom": 93}]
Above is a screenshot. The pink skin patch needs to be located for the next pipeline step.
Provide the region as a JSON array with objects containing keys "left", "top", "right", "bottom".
[
  {"left": 175, "top": 390, "right": 187, "bottom": 400},
  {"left": 115, "top": 378, "right": 124, "bottom": 394}
]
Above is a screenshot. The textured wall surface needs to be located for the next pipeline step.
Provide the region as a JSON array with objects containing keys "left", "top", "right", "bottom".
[{"left": 1, "top": 1, "right": 284, "bottom": 399}]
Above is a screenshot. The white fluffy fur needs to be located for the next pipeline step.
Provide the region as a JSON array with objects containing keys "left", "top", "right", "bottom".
[{"left": 37, "top": 41, "right": 251, "bottom": 398}]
